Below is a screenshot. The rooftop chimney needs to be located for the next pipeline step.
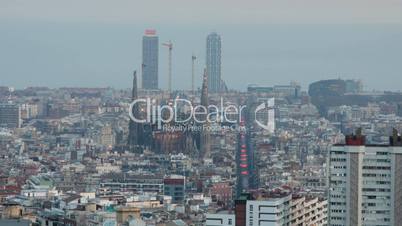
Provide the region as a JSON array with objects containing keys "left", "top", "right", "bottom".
[{"left": 345, "top": 128, "right": 365, "bottom": 146}]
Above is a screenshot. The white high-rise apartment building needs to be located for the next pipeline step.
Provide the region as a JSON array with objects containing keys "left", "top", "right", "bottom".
[
  {"left": 206, "top": 193, "right": 327, "bottom": 226},
  {"left": 328, "top": 129, "right": 402, "bottom": 226}
]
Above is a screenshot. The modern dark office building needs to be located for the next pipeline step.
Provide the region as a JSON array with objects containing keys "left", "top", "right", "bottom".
[
  {"left": 0, "top": 103, "right": 20, "bottom": 128},
  {"left": 142, "top": 29, "right": 159, "bottom": 90},
  {"left": 206, "top": 32, "right": 222, "bottom": 93},
  {"left": 164, "top": 176, "right": 185, "bottom": 204}
]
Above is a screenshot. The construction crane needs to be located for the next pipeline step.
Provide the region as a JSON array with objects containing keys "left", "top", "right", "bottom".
[
  {"left": 191, "top": 54, "right": 197, "bottom": 95},
  {"left": 162, "top": 41, "right": 173, "bottom": 95}
]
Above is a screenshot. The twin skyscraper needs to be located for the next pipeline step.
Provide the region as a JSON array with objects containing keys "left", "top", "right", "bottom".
[
  {"left": 142, "top": 29, "right": 159, "bottom": 90},
  {"left": 141, "top": 29, "right": 224, "bottom": 93}
]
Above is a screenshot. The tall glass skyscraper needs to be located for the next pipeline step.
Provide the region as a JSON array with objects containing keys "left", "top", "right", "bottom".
[
  {"left": 206, "top": 32, "right": 222, "bottom": 93},
  {"left": 142, "top": 29, "right": 159, "bottom": 90}
]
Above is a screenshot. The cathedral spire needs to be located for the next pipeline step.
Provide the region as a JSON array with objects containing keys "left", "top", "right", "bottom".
[
  {"left": 201, "top": 68, "right": 208, "bottom": 107},
  {"left": 132, "top": 71, "right": 138, "bottom": 100},
  {"left": 128, "top": 70, "right": 140, "bottom": 152},
  {"left": 200, "top": 68, "right": 210, "bottom": 159}
]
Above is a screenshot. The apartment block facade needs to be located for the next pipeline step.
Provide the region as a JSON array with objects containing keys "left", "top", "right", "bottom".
[
  {"left": 206, "top": 193, "right": 327, "bottom": 226},
  {"left": 328, "top": 129, "right": 402, "bottom": 226}
]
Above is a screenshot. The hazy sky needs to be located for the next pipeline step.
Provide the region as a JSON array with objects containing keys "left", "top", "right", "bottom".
[
  {"left": 2, "top": 0, "right": 402, "bottom": 24},
  {"left": 1, "top": 0, "right": 402, "bottom": 91}
]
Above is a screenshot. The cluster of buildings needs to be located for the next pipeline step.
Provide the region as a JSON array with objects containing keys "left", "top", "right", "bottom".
[
  {"left": 1, "top": 28, "right": 402, "bottom": 226},
  {"left": 0, "top": 76, "right": 341, "bottom": 225},
  {"left": 206, "top": 191, "right": 327, "bottom": 226}
]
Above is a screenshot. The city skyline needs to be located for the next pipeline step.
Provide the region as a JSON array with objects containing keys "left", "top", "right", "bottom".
[
  {"left": 1, "top": 1, "right": 402, "bottom": 91},
  {"left": 2, "top": 1, "right": 402, "bottom": 226},
  {"left": 1, "top": 24, "right": 402, "bottom": 91}
]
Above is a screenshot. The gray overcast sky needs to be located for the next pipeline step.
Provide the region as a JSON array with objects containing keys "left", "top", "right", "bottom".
[
  {"left": 1, "top": 0, "right": 402, "bottom": 24},
  {"left": 1, "top": 1, "right": 402, "bottom": 91}
]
